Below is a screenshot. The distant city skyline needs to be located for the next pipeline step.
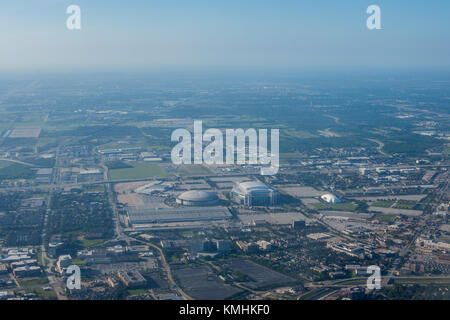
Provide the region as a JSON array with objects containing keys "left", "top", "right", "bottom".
[{"left": 1, "top": 0, "right": 449, "bottom": 71}]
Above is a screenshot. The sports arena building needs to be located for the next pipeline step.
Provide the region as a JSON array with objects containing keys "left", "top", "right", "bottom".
[
  {"left": 231, "top": 180, "right": 277, "bottom": 206},
  {"left": 176, "top": 190, "right": 219, "bottom": 206}
]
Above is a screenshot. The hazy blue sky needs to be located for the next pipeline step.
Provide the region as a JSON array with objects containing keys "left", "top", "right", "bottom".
[{"left": 0, "top": 0, "right": 449, "bottom": 71}]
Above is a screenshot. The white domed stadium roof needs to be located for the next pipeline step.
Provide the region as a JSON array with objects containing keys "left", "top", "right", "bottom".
[
  {"left": 321, "top": 193, "right": 341, "bottom": 203},
  {"left": 177, "top": 190, "right": 218, "bottom": 202},
  {"left": 237, "top": 180, "right": 272, "bottom": 193}
]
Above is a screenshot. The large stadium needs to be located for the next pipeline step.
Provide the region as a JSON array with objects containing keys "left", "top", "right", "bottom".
[
  {"left": 231, "top": 180, "right": 277, "bottom": 206},
  {"left": 176, "top": 190, "right": 219, "bottom": 206}
]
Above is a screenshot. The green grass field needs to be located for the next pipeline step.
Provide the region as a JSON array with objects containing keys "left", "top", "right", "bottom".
[
  {"left": 313, "top": 202, "right": 358, "bottom": 211},
  {"left": 177, "top": 164, "right": 212, "bottom": 176},
  {"left": 109, "top": 162, "right": 171, "bottom": 180},
  {"left": 36, "top": 250, "right": 48, "bottom": 266},
  {"left": 393, "top": 202, "right": 417, "bottom": 210},
  {"left": 372, "top": 200, "right": 395, "bottom": 208},
  {"left": 127, "top": 289, "right": 148, "bottom": 296},
  {"left": 18, "top": 276, "right": 49, "bottom": 287},
  {"left": 82, "top": 239, "right": 106, "bottom": 248},
  {"left": 29, "top": 288, "right": 57, "bottom": 299},
  {"left": 71, "top": 258, "right": 86, "bottom": 265},
  {"left": 179, "top": 230, "right": 195, "bottom": 238}
]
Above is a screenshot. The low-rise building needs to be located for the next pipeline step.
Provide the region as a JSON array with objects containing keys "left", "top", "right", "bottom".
[
  {"left": 0, "top": 264, "right": 8, "bottom": 275},
  {"left": 56, "top": 254, "right": 72, "bottom": 273},
  {"left": 256, "top": 240, "right": 272, "bottom": 251},
  {"left": 118, "top": 270, "right": 146, "bottom": 288},
  {"left": 216, "top": 240, "right": 231, "bottom": 252},
  {"left": 321, "top": 193, "right": 341, "bottom": 203},
  {"left": 327, "top": 242, "right": 365, "bottom": 258},
  {"left": 10, "top": 259, "right": 37, "bottom": 269},
  {"left": 13, "top": 265, "right": 41, "bottom": 278}
]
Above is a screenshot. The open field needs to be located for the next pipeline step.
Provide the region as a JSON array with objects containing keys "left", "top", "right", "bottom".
[
  {"left": 81, "top": 239, "right": 106, "bottom": 248},
  {"left": 8, "top": 127, "right": 41, "bottom": 138},
  {"left": 114, "top": 181, "right": 154, "bottom": 193},
  {"left": 29, "top": 288, "right": 57, "bottom": 300},
  {"left": 372, "top": 200, "right": 396, "bottom": 208},
  {"left": 313, "top": 202, "right": 358, "bottom": 211},
  {"left": 160, "top": 164, "right": 212, "bottom": 176},
  {"left": 0, "top": 162, "right": 35, "bottom": 179},
  {"left": 117, "top": 193, "right": 146, "bottom": 207},
  {"left": 18, "top": 276, "right": 49, "bottom": 287},
  {"left": 349, "top": 195, "right": 428, "bottom": 202},
  {"left": 109, "top": 162, "right": 171, "bottom": 180},
  {"left": 393, "top": 202, "right": 417, "bottom": 210},
  {"left": 301, "top": 198, "right": 321, "bottom": 205}
]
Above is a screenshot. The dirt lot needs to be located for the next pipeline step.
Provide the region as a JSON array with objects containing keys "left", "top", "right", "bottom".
[
  {"left": 117, "top": 193, "right": 145, "bottom": 207},
  {"left": 114, "top": 181, "right": 154, "bottom": 193}
]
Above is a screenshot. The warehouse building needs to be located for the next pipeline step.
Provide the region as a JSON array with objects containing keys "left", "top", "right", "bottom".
[{"left": 127, "top": 206, "right": 232, "bottom": 225}]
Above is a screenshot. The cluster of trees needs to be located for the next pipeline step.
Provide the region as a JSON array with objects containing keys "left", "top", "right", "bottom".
[
  {"left": 0, "top": 191, "right": 44, "bottom": 246},
  {"left": 47, "top": 191, "right": 114, "bottom": 240},
  {"left": 0, "top": 163, "right": 34, "bottom": 180},
  {"left": 105, "top": 160, "right": 132, "bottom": 170}
]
